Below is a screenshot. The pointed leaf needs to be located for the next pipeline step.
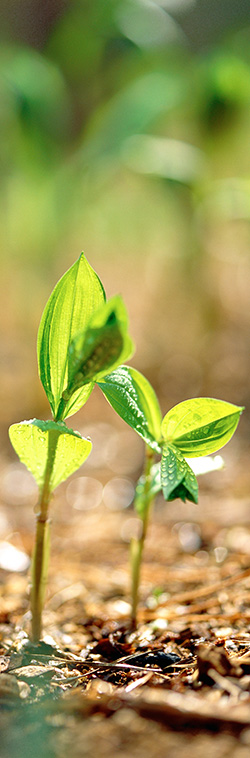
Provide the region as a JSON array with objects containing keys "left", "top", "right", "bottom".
[
  {"left": 161, "top": 398, "right": 243, "bottom": 457},
  {"left": 161, "top": 444, "right": 198, "bottom": 503},
  {"left": 98, "top": 365, "right": 162, "bottom": 452},
  {"left": 66, "top": 295, "right": 134, "bottom": 394},
  {"left": 37, "top": 253, "right": 105, "bottom": 419},
  {"left": 9, "top": 419, "right": 92, "bottom": 493},
  {"left": 144, "top": 454, "right": 224, "bottom": 502}
]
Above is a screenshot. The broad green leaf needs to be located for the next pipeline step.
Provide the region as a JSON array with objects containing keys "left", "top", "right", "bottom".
[
  {"left": 37, "top": 253, "right": 105, "bottom": 419},
  {"left": 65, "top": 296, "right": 134, "bottom": 394},
  {"left": 98, "top": 365, "right": 162, "bottom": 452},
  {"left": 9, "top": 419, "right": 92, "bottom": 493},
  {"left": 161, "top": 398, "right": 243, "bottom": 457},
  {"left": 161, "top": 444, "right": 198, "bottom": 504}
]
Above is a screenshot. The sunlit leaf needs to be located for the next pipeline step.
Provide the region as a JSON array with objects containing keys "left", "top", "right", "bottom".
[
  {"left": 161, "top": 398, "right": 243, "bottom": 457},
  {"left": 37, "top": 253, "right": 105, "bottom": 419},
  {"left": 161, "top": 444, "right": 198, "bottom": 503},
  {"left": 9, "top": 419, "right": 92, "bottom": 493},
  {"left": 66, "top": 295, "right": 134, "bottom": 393},
  {"left": 98, "top": 365, "right": 162, "bottom": 452}
]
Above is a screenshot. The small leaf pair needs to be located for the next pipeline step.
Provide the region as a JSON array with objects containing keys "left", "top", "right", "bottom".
[
  {"left": 98, "top": 366, "right": 243, "bottom": 504},
  {"left": 7, "top": 251, "right": 244, "bottom": 639}
]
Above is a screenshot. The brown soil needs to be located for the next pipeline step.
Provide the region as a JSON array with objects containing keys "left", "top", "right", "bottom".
[{"left": 1, "top": 412, "right": 250, "bottom": 757}]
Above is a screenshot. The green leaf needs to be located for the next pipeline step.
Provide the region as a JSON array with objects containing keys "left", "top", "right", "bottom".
[
  {"left": 37, "top": 253, "right": 105, "bottom": 419},
  {"left": 135, "top": 451, "right": 223, "bottom": 513},
  {"left": 9, "top": 419, "right": 92, "bottom": 493},
  {"left": 161, "top": 444, "right": 198, "bottom": 504},
  {"left": 141, "top": 453, "right": 224, "bottom": 504},
  {"left": 65, "top": 295, "right": 134, "bottom": 394},
  {"left": 161, "top": 398, "right": 243, "bottom": 457},
  {"left": 98, "top": 365, "right": 162, "bottom": 452}
]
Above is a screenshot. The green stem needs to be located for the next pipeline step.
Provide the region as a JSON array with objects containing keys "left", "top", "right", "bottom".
[
  {"left": 130, "top": 445, "right": 155, "bottom": 630},
  {"left": 31, "top": 431, "right": 58, "bottom": 642},
  {"left": 54, "top": 397, "right": 67, "bottom": 422}
]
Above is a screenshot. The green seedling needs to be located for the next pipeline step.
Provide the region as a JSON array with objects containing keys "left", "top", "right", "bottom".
[
  {"left": 98, "top": 366, "right": 243, "bottom": 627},
  {"left": 8, "top": 253, "right": 244, "bottom": 637},
  {"left": 9, "top": 254, "right": 134, "bottom": 642}
]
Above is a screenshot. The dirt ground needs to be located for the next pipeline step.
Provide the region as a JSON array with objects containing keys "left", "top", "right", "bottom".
[{"left": 1, "top": 400, "right": 250, "bottom": 757}]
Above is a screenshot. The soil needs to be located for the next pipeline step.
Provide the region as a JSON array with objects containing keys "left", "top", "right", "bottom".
[{"left": 1, "top": 406, "right": 250, "bottom": 757}]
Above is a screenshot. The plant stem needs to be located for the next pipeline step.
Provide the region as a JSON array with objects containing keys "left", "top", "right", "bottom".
[
  {"left": 130, "top": 444, "right": 155, "bottom": 630},
  {"left": 55, "top": 397, "right": 66, "bottom": 422},
  {"left": 31, "top": 431, "right": 58, "bottom": 642}
]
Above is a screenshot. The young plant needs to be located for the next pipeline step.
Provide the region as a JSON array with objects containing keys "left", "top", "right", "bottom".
[
  {"left": 9, "top": 254, "right": 134, "bottom": 642},
  {"left": 98, "top": 366, "right": 243, "bottom": 627}
]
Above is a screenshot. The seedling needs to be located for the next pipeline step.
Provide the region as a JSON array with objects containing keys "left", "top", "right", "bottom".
[
  {"left": 8, "top": 253, "right": 243, "bottom": 638},
  {"left": 98, "top": 367, "right": 243, "bottom": 627},
  {"left": 9, "top": 254, "right": 134, "bottom": 641}
]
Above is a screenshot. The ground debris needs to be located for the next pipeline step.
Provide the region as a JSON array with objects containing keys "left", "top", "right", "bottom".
[
  {"left": 2, "top": 465, "right": 250, "bottom": 756},
  {"left": 197, "top": 643, "right": 244, "bottom": 685},
  {"left": 0, "top": 672, "right": 21, "bottom": 700}
]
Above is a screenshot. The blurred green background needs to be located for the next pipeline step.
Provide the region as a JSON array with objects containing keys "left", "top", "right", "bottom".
[{"left": 1, "top": 0, "right": 250, "bottom": 442}]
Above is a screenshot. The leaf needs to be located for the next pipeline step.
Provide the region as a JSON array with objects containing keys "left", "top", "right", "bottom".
[
  {"left": 139, "top": 454, "right": 224, "bottom": 505},
  {"left": 9, "top": 419, "right": 92, "bottom": 493},
  {"left": 161, "top": 398, "right": 243, "bottom": 457},
  {"left": 98, "top": 365, "right": 162, "bottom": 452},
  {"left": 37, "top": 253, "right": 105, "bottom": 419},
  {"left": 66, "top": 296, "right": 134, "bottom": 394},
  {"left": 161, "top": 444, "right": 198, "bottom": 504}
]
